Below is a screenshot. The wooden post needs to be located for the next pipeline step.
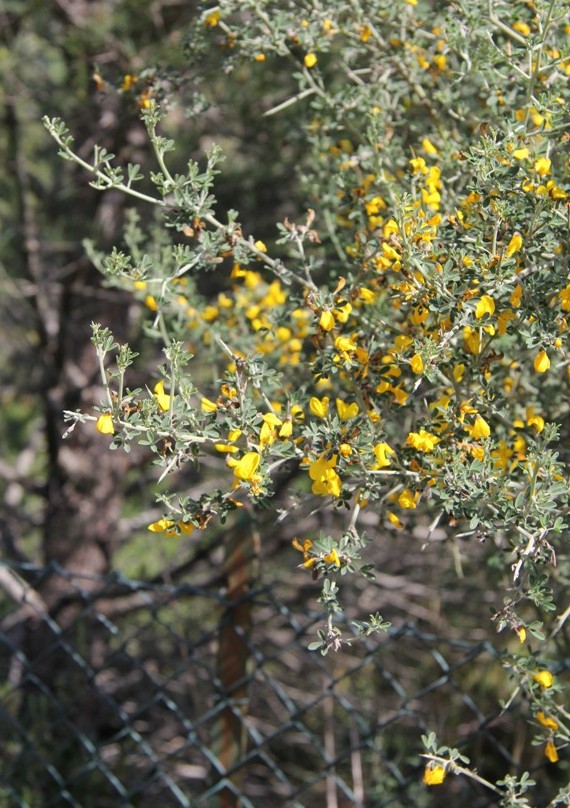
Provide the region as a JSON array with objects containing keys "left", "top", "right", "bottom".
[{"left": 212, "top": 513, "right": 260, "bottom": 807}]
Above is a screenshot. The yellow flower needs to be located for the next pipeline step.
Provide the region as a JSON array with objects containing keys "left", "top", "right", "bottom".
[
  {"left": 559, "top": 285, "right": 570, "bottom": 310},
  {"left": 121, "top": 74, "right": 137, "bottom": 91},
  {"left": 534, "top": 157, "right": 551, "bottom": 176},
  {"left": 466, "top": 415, "right": 491, "bottom": 440},
  {"left": 215, "top": 443, "right": 239, "bottom": 454},
  {"left": 263, "top": 412, "right": 283, "bottom": 427},
  {"left": 537, "top": 712, "right": 559, "bottom": 731},
  {"left": 463, "top": 326, "right": 482, "bottom": 355},
  {"left": 432, "top": 54, "right": 446, "bottom": 71},
  {"left": 526, "top": 407, "right": 544, "bottom": 432},
  {"left": 304, "top": 53, "right": 317, "bottom": 68},
  {"left": 373, "top": 442, "right": 395, "bottom": 469},
  {"left": 153, "top": 380, "right": 171, "bottom": 412},
  {"left": 336, "top": 399, "right": 359, "bottom": 420},
  {"left": 333, "top": 301, "right": 352, "bottom": 323},
  {"left": 387, "top": 511, "right": 404, "bottom": 529},
  {"left": 254, "top": 239, "right": 267, "bottom": 253},
  {"left": 310, "top": 396, "right": 330, "bottom": 418},
  {"left": 516, "top": 626, "right": 526, "bottom": 643},
  {"left": 145, "top": 294, "right": 158, "bottom": 311},
  {"left": 319, "top": 310, "right": 336, "bottom": 331},
  {"left": 334, "top": 335, "right": 358, "bottom": 358},
  {"left": 422, "top": 137, "right": 438, "bottom": 155},
  {"left": 204, "top": 9, "right": 221, "bottom": 26},
  {"left": 512, "top": 147, "right": 530, "bottom": 160},
  {"left": 475, "top": 295, "right": 495, "bottom": 319},
  {"left": 510, "top": 284, "right": 523, "bottom": 307},
  {"left": 470, "top": 445, "right": 485, "bottom": 461},
  {"left": 533, "top": 669, "right": 553, "bottom": 688},
  {"left": 359, "top": 287, "right": 376, "bottom": 303},
  {"left": 233, "top": 452, "right": 261, "bottom": 482},
  {"left": 406, "top": 430, "right": 440, "bottom": 452},
  {"left": 544, "top": 740, "right": 559, "bottom": 763},
  {"left": 96, "top": 413, "right": 114, "bottom": 435},
  {"left": 253, "top": 53, "right": 266, "bottom": 62},
  {"left": 147, "top": 518, "right": 176, "bottom": 534},
  {"left": 201, "top": 397, "right": 218, "bottom": 413},
  {"left": 259, "top": 421, "right": 277, "bottom": 447},
  {"left": 309, "top": 455, "right": 341, "bottom": 497},
  {"left": 506, "top": 233, "right": 523, "bottom": 258},
  {"left": 410, "top": 156, "right": 428, "bottom": 175},
  {"left": 453, "top": 363, "right": 465, "bottom": 382},
  {"left": 512, "top": 20, "right": 531, "bottom": 36},
  {"left": 410, "top": 353, "right": 424, "bottom": 374},
  {"left": 398, "top": 488, "right": 419, "bottom": 509},
  {"left": 324, "top": 548, "right": 341, "bottom": 566},
  {"left": 423, "top": 764, "right": 446, "bottom": 785},
  {"left": 383, "top": 219, "right": 399, "bottom": 237},
  {"left": 534, "top": 349, "right": 550, "bottom": 373},
  {"left": 382, "top": 242, "right": 400, "bottom": 261},
  {"left": 497, "top": 309, "right": 515, "bottom": 336},
  {"left": 292, "top": 537, "right": 316, "bottom": 569}
]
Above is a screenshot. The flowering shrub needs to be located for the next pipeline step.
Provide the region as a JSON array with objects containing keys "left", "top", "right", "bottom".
[{"left": 44, "top": 0, "right": 568, "bottom": 802}]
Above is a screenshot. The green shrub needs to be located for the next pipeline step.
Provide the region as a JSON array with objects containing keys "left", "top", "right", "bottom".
[{"left": 44, "top": 0, "right": 569, "bottom": 802}]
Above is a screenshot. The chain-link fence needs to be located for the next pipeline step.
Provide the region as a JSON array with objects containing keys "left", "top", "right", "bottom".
[{"left": 0, "top": 554, "right": 561, "bottom": 808}]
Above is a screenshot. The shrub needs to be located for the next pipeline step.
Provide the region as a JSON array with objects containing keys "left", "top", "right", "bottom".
[{"left": 44, "top": 0, "right": 569, "bottom": 802}]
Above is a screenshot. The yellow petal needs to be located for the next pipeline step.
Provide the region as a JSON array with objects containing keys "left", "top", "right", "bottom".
[
  {"left": 373, "top": 442, "right": 395, "bottom": 468},
  {"left": 410, "top": 353, "right": 424, "bottom": 374},
  {"left": 468, "top": 415, "right": 491, "bottom": 439},
  {"left": 533, "top": 669, "right": 553, "bottom": 688},
  {"left": 534, "top": 350, "right": 550, "bottom": 373},
  {"left": 475, "top": 295, "right": 495, "bottom": 319},
  {"left": 96, "top": 413, "right": 115, "bottom": 434},
  {"left": 147, "top": 518, "right": 175, "bottom": 533},
  {"left": 422, "top": 137, "right": 438, "bottom": 155},
  {"left": 319, "top": 310, "right": 336, "bottom": 331},
  {"left": 534, "top": 157, "right": 551, "bottom": 176},
  {"left": 537, "top": 711, "right": 559, "bottom": 731},
  {"left": 233, "top": 452, "right": 261, "bottom": 481},
  {"left": 544, "top": 740, "right": 559, "bottom": 763},
  {"left": 398, "top": 488, "right": 419, "bottom": 509},
  {"left": 423, "top": 765, "right": 446, "bottom": 786},
  {"left": 336, "top": 398, "right": 359, "bottom": 420},
  {"left": 387, "top": 511, "right": 404, "bottom": 529},
  {"left": 262, "top": 412, "right": 283, "bottom": 426},
  {"left": 309, "top": 396, "right": 329, "bottom": 418},
  {"left": 506, "top": 233, "right": 523, "bottom": 258},
  {"left": 153, "top": 380, "right": 171, "bottom": 412},
  {"left": 323, "top": 548, "right": 341, "bottom": 566},
  {"left": 510, "top": 284, "right": 523, "bottom": 307},
  {"left": 201, "top": 397, "right": 218, "bottom": 413}
]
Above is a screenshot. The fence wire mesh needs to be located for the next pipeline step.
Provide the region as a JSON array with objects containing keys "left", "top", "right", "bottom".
[{"left": 0, "top": 556, "right": 561, "bottom": 808}]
